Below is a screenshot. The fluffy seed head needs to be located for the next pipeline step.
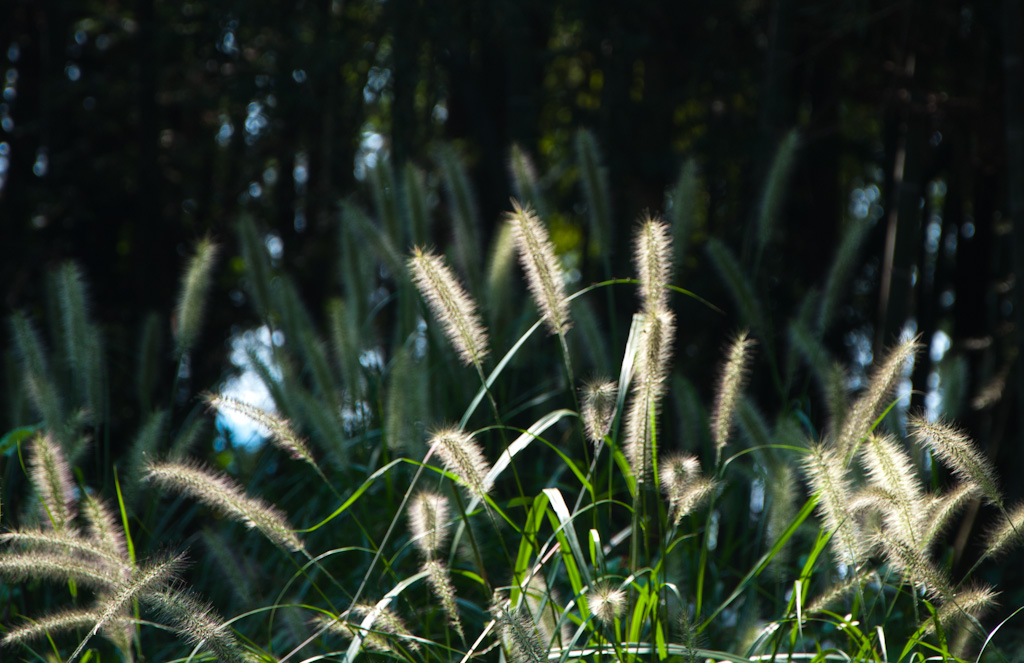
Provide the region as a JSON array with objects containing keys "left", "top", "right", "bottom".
[
  {"left": 921, "top": 482, "right": 981, "bottom": 550},
  {"left": 81, "top": 492, "right": 129, "bottom": 566},
  {"left": 29, "top": 433, "right": 77, "bottom": 532},
  {"left": 710, "top": 331, "right": 756, "bottom": 461},
  {"left": 634, "top": 215, "right": 673, "bottom": 313},
  {"left": 206, "top": 393, "right": 315, "bottom": 466},
  {"left": 581, "top": 379, "right": 618, "bottom": 447},
  {"left": 509, "top": 200, "right": 571, "bottom": 335},
  {"left": 659, "top": 454, "right": 716, "bottom": 524},
  {"left": 174, "top": 237, "right": 219, "bottom": 356},
  {"left": 587, "top": 582, "right": 626, "bottom": 624},
  {"left": 924, "top": 584, "right": 998, "bottom": 636},
  {"left": 146, "top": 588, "right": 255, "bottom": 663},
  {"left": 1, "top": 610, "right": 134, "bottom": 649},
  {"left": 801, "top": 442, "right": 865, "bottom": 567},
  {"left": 423, "top": 558, "right": 464, "bottom": 639},
  {"left": 408, "top": 247, "right": 490, "bottom": 367},
  {"left": 492, "top": 593, "right": 546, "bottom": 663},
  {"left": 909, "top": 416, "right": 1002, "bottom": 507},
  {"left": 144, "top": 460, "right": 304, "bottom": 553},
  {"left": 874, "top": 530, "right": 951, "bottom": 600},
  {"left": 429, "top": 428, "right": 493, "bottom": 500},
  {"left": 983, "top": 502, "right": 1024, "bottom": 558},
  {"left": 408, "top": 491, "right": 450, "bottom": 557},
  {"left": 859, "top": 434, "right": 925, "bottom": 547},
  {"left": 625, "top": 310, "right": 675, "bottom": 483},
  {"left": 836, "top": 336, "right": 919, "bottom": 458},
  {"left": 348, "top": 602, "right": 419, "bottom": 653}
]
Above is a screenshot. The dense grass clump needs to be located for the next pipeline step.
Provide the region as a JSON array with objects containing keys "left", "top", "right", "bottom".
[{"left": 2, "top": 138, "right": 1022, "bottom": 663}]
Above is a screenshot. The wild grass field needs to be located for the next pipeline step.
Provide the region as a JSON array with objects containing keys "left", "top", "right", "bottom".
[{"left": 2, "top": 133, "right": 1022, "bottom": 663}]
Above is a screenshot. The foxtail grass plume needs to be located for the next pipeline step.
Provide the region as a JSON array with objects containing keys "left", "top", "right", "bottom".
[
  {"left": 921, "top": 482, "right": 981, "bottom": 550},
  {"left": 146, "top": 588, "right": 255, "bottom": 663},
  {"left": 144, "top": 460, "right": 305, "bottom": 553},
  {"left": 408, "top": 491, "right": 450, "bottom": 557},
  {"left": 348, "top": 601, "right": 420, "bottom": 653},
  {"left": 625, "top": 310, "right": 675, "bottom": 483},
  {"left": 206, "top": 394, "right": 315, "bottom": 466},
  {"left": 581, "top": 379, "right": 617, "bottom": 447},
  {"left": 801, "top": 442, "right": 865, "bottom": 567},
  {"left": 659, "top": 454, "right": 716, "bottom": 524},
  {"left": 82, "top": 492, "right": 128, "bottom": 565},
  {"left": 509, "top": 201, "right": 571, "bottom": 335},
  {"left": 587, "top": 582, "right": 626, "bottom": 625},
  {"left": 0, "top": 551, "right": 120, "bottom": 590},
  {"left": 423, "top": 558, "right": 464, "bottom": 639},
  {"left": 923, "top": 584, "right": 998, "bottom": 636},
  {"left": 634, "top": 215, "right": 673, "bottom": 314},
  {"left": 909, "top": 416, "right": 1002, "bottom": 507},
  {"left": 859, "top": 434, "right": 925, "bottom": 547},
  {"left": 492, "top": 593, "right": 546, "bottom": 663},
  {"left": 29, "top": 433, "right": 77, "bottom": 532},
  {"left": 835, "top": 336, "right": 919, "bottom": 459},
  {"left": 875, "top": 530, "right": 951, "bottom": 600},
  {"left": 710, "top": 331, "right": 755, "bottom": 463},
  {"left": 429, "top": 428, "right": 493, "bottom": 501},
  {"left": 982, "top": 502, "right": 1024, "bottom": 558},
  {"left": 174, "top": 237, "right": 219, "bottom": 356},
  {"left": 408, "top": 247, "right": 490, "bottom": 368},
  {"left": 1, "top": 609, "right": 133, "bottom": 649}
]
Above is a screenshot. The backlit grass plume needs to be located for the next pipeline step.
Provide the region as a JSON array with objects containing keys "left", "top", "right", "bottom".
[
  {"left": 174, "top": 237, "right": 219, "bottom": 357},
  {"left": 408, "top": 490, "right": 450, "bottom": 557},
  {"left": 29, "top": 433, "right": 77, "bottom": 531},
  {"left": 428, "top": 428, "right": 493, "bottom": 500},
  {"left": 625, "top": 310, "right": 675, "bottom": 483},
  {"left": 581, "top": 379, "right": 617, "bottom": 447},
  {"left": 206, "top": 393, "right": 315, "bottom": 467},
  {"left": 634, "top": 214, "right": 673, "bottom": 314},
  {"left": 587, "top": 582, "right": 626, "bottom": 625},
  {"left": 659, "top": 453, "right": 716, "bottom": 524},
  {"left": 982, "top": 502, "right": 1024, "bottom": 558},
  {"left": 835, "top": 335, "right": 919, "bottom": 459},
  {"left": 409, "top": 246, "right": 490, "bottom": 369},
  {"left": 423, "top": 558, "right": 464, "bottom": 639},
  {"left": 909, "top": 416, "right": 1002, "bottom": 507},
  {"left": 144, "top": 460, "right": 305, "bottom": 553},
  {"left": 145, "top": 588, "right": 255, "bottom": 663},
  {"left": 802, "top": 441, "right": 865, "bottom": 567},
  {"left": 710, "top": 331, "right": 755, "bottom": 464},
  {"left": 509, "top": 200, "right": 571, "bottom": 335},
  {"left": 859, "top": 433, "right": 924, "bottom": 546}
]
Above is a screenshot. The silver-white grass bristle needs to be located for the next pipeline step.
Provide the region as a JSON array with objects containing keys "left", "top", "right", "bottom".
[
  {"left": 909, "top": 416, "right": 1002, "bottom": 507},
  {"left": 29, "top": 433, "right": 77, "bottom": 532},
  {"left": 509, "top": 201, "right": 571, "bottom": 335},
  {"left": 0, "top": 552, "right": 119, "bottom": 590},
  {"left": 807, "top": 568, "right": 877, "bottom": 615},
  {"left": 587, "top": 582, "right": 626, "bottom": 625},
  {"left": 634, "top": 215, "right": 673, "bottom": 314},
  {"left": 409, "top": 491, "right": 450, "bottom": 557},
  {"left": 521, "top": 572, "right": 568, "bottom": 649},
  {"left": 0, "top": 529, "right": 128, "bottom": 573},
  {"left": 144, "top": 460, "right": 304, "bottom": 553},
  {"left": 146, "top": 588, "right": 254, "bottom": 663},
  {"left": 581, "top": 379, "right": 617, "bottom": 447},
  {"left": 423, "top": 558, "right": 464, "bottom": 639},
  {"left": 1, "top": 610, "right": 133, "bottom": 648},
  {"left": 801, "top": 442, "right": 865, "bottom": 567},
  {"left": 206, "top": 393, "right": 315, "bottom": 466},
  {"left": 921, "top": 482, "right": 981, "bottom": 550},
  {"left": 349, "top": 601, "right": 420, "bottom": 653},
  {"left": 408, "top": 246, "right": 490, "bottom": 367},
  {"left": 174, "top": 237, "right": 219, "bottom": 355},
  {"left": 624, "top": 310, "right": 675, "bottom": 483},
  {"left": 710, "top": 331, "right": 755, "bottom": 460},
  {"left": 924, "top": 584, "right": 998, "bottom": 635},
  {"left": 983, "top": 502, "right": 1024, "bottom": 558},
  {"left": 493, "top": 594, "right": 546, "bottom": 663},
  {"left": 859, "top": 434, "right": 925, "bottom": 547},
  {"left": 836, "top": 336, "right": 919, "bottom": 459},
  {"left": 659, "top": 454, "right": 716, "bottom": 524},
  {"left": 81, "top": 492, "right": 129, "bottom": 564},
  {"left": 429, "top": 428, "right": 493, "bottom": 500},
  {"left": 874, "top": 530, "right": 951, "bottom": 600}
]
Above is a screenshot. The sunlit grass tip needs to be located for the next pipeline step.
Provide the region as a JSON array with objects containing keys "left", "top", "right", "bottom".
[
  {"left": 509, "top": 200, "right": 572, "bottom": 335},
  {"left": 146, "top": 587, "right": 255, "bottom": 663},
  {"left": 205, "top": 393, "right": 315, "bottom": 467},
  {"left": 587, "top": 581, "right": 626, "bottom": 625},
  {"left": 634, "top": 214, "right": 673, "bottom": 314},
  {"left": 29, "top": 433, "right": 77, "bottom": 532},
  {"left": 408, "top": 490, "right": 450, "bottom": 558},
  {"left": 710, "top": 331, "right": 755, "bottom": 463},
  {"left": 908, "top": 415, "right": 1002, "bottom": 507},
  {"left": 428, "top": 427, "right": 494, "bottom": 501},
  {"left": 659, "top": 453, "right": 716, "bottom": 524},
  {"left": 801, "top": 441, "right": 865, "bottom": 568},
  {"left": 408, "top": 246, "right": 490, "bottom": 369},
  {"left": 423, "top": 558, "right": 464, "bottom": 639},
  {"left": 835, "top": 335, "right": 919, "bottom": 459},
  {"left": 982, "top": 502, "right": 1024, "bottom": 559},
  {"left": 625, "top": 309, "right": 675, "bottom": 483},
  {"left": 144, "top": 460, "right": 305, "bottom": 553},
  {"left": 581, "top": 379, "right": 617, "bottom": 448},
  {"left": 174, "top": 237, "right": 219, "bottom": 356}
]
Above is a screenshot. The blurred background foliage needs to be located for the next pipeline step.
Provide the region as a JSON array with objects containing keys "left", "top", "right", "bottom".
[{"left": 2, "top": 0, "right": 1024, "bottom": 650}]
